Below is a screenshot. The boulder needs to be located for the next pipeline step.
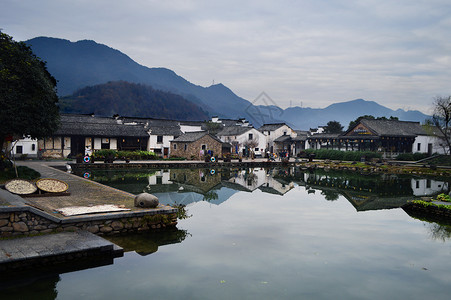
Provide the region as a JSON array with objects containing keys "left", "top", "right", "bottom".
[{"left": 134, "top": 193, "right": 159, "bottom": 208}]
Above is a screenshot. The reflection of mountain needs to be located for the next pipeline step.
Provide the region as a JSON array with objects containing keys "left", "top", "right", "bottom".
[{"left": 105, "top": 227, "right": 189, "bottom": 256}]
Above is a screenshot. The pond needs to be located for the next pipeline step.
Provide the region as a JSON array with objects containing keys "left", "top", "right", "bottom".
[{"left": 3, "top": 167, "right": 451, "bottom": 299}]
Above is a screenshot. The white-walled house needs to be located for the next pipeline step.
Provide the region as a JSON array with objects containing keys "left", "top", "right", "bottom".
[
  {"left": 412, "top": 125, "right": 447, "bottom": 155},
  {"left": 217, "top": 126, "right": 266, "bottom": 156},
  {"left": 258, "top": 123, "right": 297, "bottom": 154},
  {"left": 411, "top": 178, "right": 448, "bottom": 196},
  {"left": 10, "top": 137, "right": 38, "bottom": 158}
]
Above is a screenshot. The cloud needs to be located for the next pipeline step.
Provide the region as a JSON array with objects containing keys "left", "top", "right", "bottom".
[{"left": 1, "top": 0, "right": 450, "bottom": 113}]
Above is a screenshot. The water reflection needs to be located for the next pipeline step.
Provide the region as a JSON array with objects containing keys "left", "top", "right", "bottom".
[
  {"left": 105, "top": 227, "right": 190, "bottom": 256},
  {"left": 78, "top": 167, "right": 449, "bottom": 212}
]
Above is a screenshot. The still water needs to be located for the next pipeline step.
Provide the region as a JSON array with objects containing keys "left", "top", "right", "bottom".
[{"left": 3, "top": 167, "right": 451, "bottom": 299}]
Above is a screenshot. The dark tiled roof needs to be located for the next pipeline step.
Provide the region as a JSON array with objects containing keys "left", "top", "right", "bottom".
[
  {"left": 274, "top": 135, "right": 292, "bottom": 142},
  {"left": 217, "top": 126, "right": 253, "bottom": 136},
  {"left": 258, "top": 123, "right": 287, "bottom": 132},
  {"left": 308, "top": 133, "right": 341, "bottom": 139},
  {"left": 55, "top": 114, "right": 148, "bottom": 137},
  {"left": 171, "top": 131, "right": 223, "bottom": 143},
  {"left": 359, "top": 119, "right": 423, "bottom": 137}
]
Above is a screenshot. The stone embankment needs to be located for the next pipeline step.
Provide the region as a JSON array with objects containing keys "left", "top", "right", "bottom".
[{"left": 0, "top": 209, "right": 177, "bottom": 238}]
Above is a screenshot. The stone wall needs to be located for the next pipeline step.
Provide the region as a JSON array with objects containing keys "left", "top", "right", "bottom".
[
  {"left": 0, "top": 211, "right": 178, "bottom": 238},
  {"left": 171, "top": 134, "right": 222, "bottom": 159}
]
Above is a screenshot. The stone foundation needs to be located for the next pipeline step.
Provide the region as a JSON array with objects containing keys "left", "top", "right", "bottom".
[{"left": 0, "top": 211, "right": 178, "bottom": 238}]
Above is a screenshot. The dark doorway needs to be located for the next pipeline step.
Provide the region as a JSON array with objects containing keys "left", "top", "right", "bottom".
[
  {"left": 428, "top": 143, "right": 433, "bottom": 156},
  {"left": 71, "top": 136, "right": 85, "bottom": 157}
]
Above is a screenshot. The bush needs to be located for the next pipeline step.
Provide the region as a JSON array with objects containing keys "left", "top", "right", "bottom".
[
  {"left": 92, "top": 150, "right": 157, "bottom": 160},
  {"left": 303, "top": 149, "right": 382, "bottom": 162}
]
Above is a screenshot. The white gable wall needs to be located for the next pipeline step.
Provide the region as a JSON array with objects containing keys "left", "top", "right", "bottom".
[{"left": 413, "top": 135, "right": 446, "bottom": 155}]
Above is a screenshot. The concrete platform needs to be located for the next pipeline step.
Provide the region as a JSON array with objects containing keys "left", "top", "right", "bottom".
[{"left": 0, "top": 230, "right": 123, "bottom": 271}]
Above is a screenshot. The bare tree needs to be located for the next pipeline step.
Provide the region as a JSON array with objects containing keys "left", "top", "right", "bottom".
[{"left": 431, "top": 96, "right": 451, "bottom": 155}]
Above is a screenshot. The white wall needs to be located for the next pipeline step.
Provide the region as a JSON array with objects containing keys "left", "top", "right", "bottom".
[
  {"left": 180, "top": 125, "right": 202, "bottom": 133},
  {"left": 219, "top": 128, "right": 266, "bottom": 155},
  {"left": 148, "top": 135, "right": 174, "bottom": 155},
  {"left": 262, "top": 125, "right": 297, "bottom": 152},
  {"left": 413, "top": 135, "right": 446, "bottom": 154},
  {"left": 411, "top": 179, "right": 448, "bottom": 196},
  {"left": 11, "top": 137, "right": 38, "bottom": 158}
]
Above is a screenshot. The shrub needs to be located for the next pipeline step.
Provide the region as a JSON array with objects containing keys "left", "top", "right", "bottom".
[
  {"left": 93, "top": 150, "right": 157, "bottom": 160},
  {"left": 304, "top": 149, "right": 382, "bottom": 162}
]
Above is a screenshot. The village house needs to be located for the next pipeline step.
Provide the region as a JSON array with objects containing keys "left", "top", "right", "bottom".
[
  {"left": 170, "top": 131, "right": 223, "bottom": 160},
  {"left": 306, "top": 118, "right": 439, "bottom": 157},
  {"left": 412, "top": 124, "right": 446, "bottom": 155},
  {"left": 38, "top": 114, "right": 149, "bottom": 158},
  {"left": 10, "top": 137, "right": 38, "bottom": 159},
  {"left": 216, "top": 126, "right": 266, "bottom": 157},
  {"left": 258, "top": 123, "right": 297, "bottom": 156}
]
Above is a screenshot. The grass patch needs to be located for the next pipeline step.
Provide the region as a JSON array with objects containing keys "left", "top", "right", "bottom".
[
  {"left": 0, "top": 166, "right": 41, "bottom": 184},
  {"left": 412, "top": 200, "right": 451, "bottom": 211}
]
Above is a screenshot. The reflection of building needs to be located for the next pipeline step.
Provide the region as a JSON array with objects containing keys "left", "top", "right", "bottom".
[
  {"left": 170, "top": 168, "right": 222, "bottom": 195},
  {"left": 411, "top": 179, "right": 448, "bottom": 196},
  {"left": 298, "top": 170, "right": 434, "bottom": 211},
  {"left": 226, "top": 168, "right": 295, "bottom": 195}
]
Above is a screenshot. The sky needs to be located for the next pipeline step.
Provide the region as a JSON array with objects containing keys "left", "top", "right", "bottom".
[{"left": 2, "top": 0, "right": 450, "bottom": 114}]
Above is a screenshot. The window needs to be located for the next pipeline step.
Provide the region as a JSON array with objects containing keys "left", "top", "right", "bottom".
[
  {"left": 173, "top": 144, "right": 177, "bottom": 150},
  {"left": 31, "top": 144, "right": 36, "bottom": 151},
  {"left": 184, "top": 144, "right": 187, "bottom": 151},
  {"left": 255, "top": 148, "right": 259, "bottom": 151},
  {"left": 283, "top": 131, "right": 287, "bottom": 136},
  {"left": 201, "top": 144, "right": 206, "bottom": 150},
  {"left": 417, "top": 143, "right": 421, "bottom": 151},
  {"left": 416, "top": 180, "right": 420, "bottom": 189},
  {"left": 249, "top": 133, "right": 253, "bottom": 140},
  {"left": 157, "top": 135, "right": 163, "bottom": 143},
  {"left": 426, "top": 179, "right": 431, "bottom": 189},
  {"left": 16, "top": 145, "right": 23, "bottom": 154}
]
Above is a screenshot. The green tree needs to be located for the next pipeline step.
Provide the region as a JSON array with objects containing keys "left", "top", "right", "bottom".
[
  {"left": 324, "top": 120, "right": 343, "bottom": 133},
  {"left": 347, "top": 115, "right": 375, "bottom": 131},
  {"left": 347, "top": 115, "right": 399, "bottom": 131},
  {"left": 0, "top": 31, "right": 59, "bottom": 157}
]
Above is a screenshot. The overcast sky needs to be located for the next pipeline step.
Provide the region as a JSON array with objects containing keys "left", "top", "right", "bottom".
[{"left": 2, "top": 0, "right": 450, "bottom": 113}]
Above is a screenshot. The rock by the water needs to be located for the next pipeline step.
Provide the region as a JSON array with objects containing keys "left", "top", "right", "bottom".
[{"left": 134, "top": 193, "right": 159, "bottom": 208}]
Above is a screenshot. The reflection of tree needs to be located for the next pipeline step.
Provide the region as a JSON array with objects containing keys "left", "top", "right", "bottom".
[
  {"left": 321, "top": 189, "right": 340, "bottom": 201},
  {"left": 106, "top": 227, "right": 190, "bottom": 256},
  {"left": 173, "top": 204, "right": 192, "bottom": 220},
  {"left": 427, "top": 223, "right": 451, "bottom": 242},
  {"left": 203, "top": 190, "right": 219, "bottom": 202}
]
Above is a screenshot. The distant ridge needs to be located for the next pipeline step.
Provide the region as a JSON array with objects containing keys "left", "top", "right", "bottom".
[
  {"left": 26, "top": 37, "right": 256, "bottom": 122},
  {"left": 26, "top": 37, "right": 430, "bottom": 129},
  {"left": 59, "top": 81, "right": 209, "bottom": 121}
]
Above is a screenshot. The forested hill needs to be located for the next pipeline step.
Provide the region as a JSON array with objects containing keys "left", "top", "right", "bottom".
[{"left": 59, "top": 81, "right": 209, "bottom": 121}]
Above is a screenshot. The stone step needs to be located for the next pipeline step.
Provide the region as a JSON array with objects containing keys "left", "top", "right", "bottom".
[{"left": 0, "top": 230, "right": 123, "bottom": 271}]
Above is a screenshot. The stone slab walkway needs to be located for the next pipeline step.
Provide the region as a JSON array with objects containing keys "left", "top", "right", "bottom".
[
  {"left": 9, "top": 161, "right": 137, "bottom": 215},
  {"left": 0, "top": 230, "right": 123, "bottom": 268}
]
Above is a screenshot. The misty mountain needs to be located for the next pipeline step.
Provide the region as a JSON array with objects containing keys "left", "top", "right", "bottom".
[
  {"left": 26, "top": 37, "right": 430, "bottom": 129},
  {"left": 26, "top": 37, "right": 257, "bottom": 121},
  {"left": 59, "top": 81, "right": 209, "bottom": 121},
  {"left": 279, "top": 99, "right": 430, "bottom": 129}
]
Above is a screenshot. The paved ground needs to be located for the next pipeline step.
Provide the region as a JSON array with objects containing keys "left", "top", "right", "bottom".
[
  {"left": 4, "top": 160, "right": 137, "bottom": 215},
  {"left": 0, "top": 231, "right": 120, "bottom": 264}
]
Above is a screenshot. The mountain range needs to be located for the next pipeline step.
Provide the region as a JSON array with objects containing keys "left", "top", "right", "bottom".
[{"left": 26, "top": 37, "right": 430, "bottom": 129}]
